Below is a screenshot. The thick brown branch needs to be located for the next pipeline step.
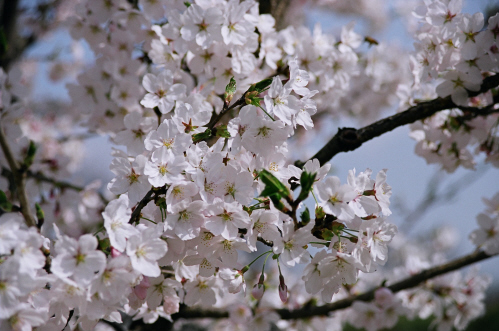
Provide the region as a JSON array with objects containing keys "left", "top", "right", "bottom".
[
  {"left": 0, "top": 0, "right": 20, "bottom": 68},
  {"left": 300, "top": 74, "right": 499, "bottom": 168},
  {"left": 0, "top": 0, "right": 64, "bottom": 70}
]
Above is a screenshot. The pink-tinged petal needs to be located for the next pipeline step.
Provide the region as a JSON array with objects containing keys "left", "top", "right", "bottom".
[
  {"left": 157, "top": 70, "right": 174, "bottom": 87},
  {"left": 223, "top": 223, "right": 238, "bottom": 240},
  {"left": 251, "top": 283, "right": 265, "bottom": 300},
  {"left": 175, "top": 221, "right": 199, "bottom": 240}
]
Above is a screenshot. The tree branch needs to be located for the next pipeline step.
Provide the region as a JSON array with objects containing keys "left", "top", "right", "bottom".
[
  {"left": 0, "top": 0, "right": 20, "bottom": 68},
  {"left": 297, "top": 74, "right": 499, "bottom": 168},
  {"left": 398, "top": 164, "right": 489, "bottom": 233},
  {"left": 276, "top": 249, "right": 493, "bottom": 319},
  {"left": 0, "top": 124, "right": 36, "bottom": 227},
  {"left": 129, "top": 188, "right": 155, "bottom": 224},
  {"left": 0, "top": 0, "right": 65, "bottom": 70},
  {"left": 146, "top": 249, "right": 494, "bottom": 323},
  {"left": 1, "top": 166, "right": 109, "bottom": 205},
  {"left": 206, "top": 91, "right": 249, "bottom": 130}
]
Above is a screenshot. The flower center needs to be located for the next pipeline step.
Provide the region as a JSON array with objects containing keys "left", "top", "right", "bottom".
[{"left": 163, "top": 138, "right": 175, "bottom": 148}]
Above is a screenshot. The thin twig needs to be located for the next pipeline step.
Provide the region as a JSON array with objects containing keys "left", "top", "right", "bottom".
[
  {"left": 1, "top": 167, "right": 109, "bottom": 205},
  {"left": 129, "top": 189, "right": 155, "bottom": 224},
  {"left": 0, "top": 124, "right": 36, "bottom": 227},
  {"left": 399, "top": 164, "right": 489, "bottom": 233},
  {"left": 206, "top": 92, "right": 249, "bottom": 130}
]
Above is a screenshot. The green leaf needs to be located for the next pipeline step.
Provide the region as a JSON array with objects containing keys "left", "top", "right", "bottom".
[
  {"left": 35, "top": 203, "right": 45, "bottom": 228},
  {"left": 35, "top": 203, "right": 44, "bottom": 221},
  {"left": 223, "top": 77, "right": 236, "bottom": 105},
  {"left": 23, "top": 140, "right": 37, "bottom": 169},
  {"left": 98, "top": 237, "right": 111, "bottom": 252},
  {"left": 0, "top": 190, "right": 13, "bottom": 212},
  {"left": 156, "top": 197, "right": 167, "bottom": 210},
  {"left": 192, "top": 128, "right": 212, "bottom": 143},
  {"left": 249, "top": 97, "right": 263, "bottom": 107},
  {"left": 300, "top": 207, "right": 310, "bottom": 225},
  {"left": 244, "top": 91, "right": 261, "bottom": 107},
  {"left": 184, "top": 1, "right": 191, "bottom": 7},
  {"left": 297, "top": 171, "right": 316, "bottom": 202},
  {"left": 214, "top": 125, "right": 231, "bottom": 138},
  {"left": 268, "top": 194, "right": 285, "bottom": 210},
  {"left": 331, "top": 222, "right": 345, "bottom": 234},
  {"left": 249, "top": 77, "right": 273, "bottom": 93},
  {"left": 322, "top": 229, "right": 334, "bottom": 241},
  {"left": 315, "top": 206, "right": 325, "bottom": 220},
  {"left": 259, "top": 169, "right": 290, "bottom": 199}
]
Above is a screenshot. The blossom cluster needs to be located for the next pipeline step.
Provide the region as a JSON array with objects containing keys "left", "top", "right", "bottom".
[
  {"left": 0, "top": 0, "right": 402, "bottom": 329},
  {"left": 405, "top": 0, "right": 499, "bottom": 172},
  {"left": 0, "top": 0, "right": 498, "bottom": 330},
  {"left": 470, "top": 192, "right": 499, "bottom": 255}
]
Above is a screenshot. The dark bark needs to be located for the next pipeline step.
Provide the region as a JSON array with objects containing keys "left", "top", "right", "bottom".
[{"left": 296, "top": 74, "right": 499, "bottom": 168}]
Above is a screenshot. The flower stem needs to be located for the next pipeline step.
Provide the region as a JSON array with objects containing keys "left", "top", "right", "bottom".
[{"left": 247, "top": 250, "right": 273, "bottom": 268}]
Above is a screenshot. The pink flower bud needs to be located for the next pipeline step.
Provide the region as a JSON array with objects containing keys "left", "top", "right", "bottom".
[
  {"left": 252, "top": 283, "right": 265, "bottom": 300},
  {"left": 163, "top": 295, "right": 180, "bottom": 315},
  {"left": 133, "top": 276, "right": 150, "bottom": 300},
  {"left": 111, "top": 247, "right": 122, "bottom": 257},
  {"left": 374, "top": 287, "right": 394, "bottom": 308},
  {"left": 279, "top": 283, "right": 288, "bottom": 303}
]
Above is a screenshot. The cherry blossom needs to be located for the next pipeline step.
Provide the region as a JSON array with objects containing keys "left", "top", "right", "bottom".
[
  {"left": 0, "top": 0, "right": 498, "bottom": 330},
  {"left": 316, "top": 176, "right": 357, "bottom": 222},
  {"left": 140, "top": 71, "right": 187, "bottom": 114},
  {"left": 126, "top": 224, "right": 168, "bottom": 277},
  {"left": 102, "top": 195, "right": 138, "bottom": 252},
  {"left": 469, "top": 213, "right": 499, "bottom": 255},
  {"left": 51, "top": 233, "right": 106, "bottom": 285}
]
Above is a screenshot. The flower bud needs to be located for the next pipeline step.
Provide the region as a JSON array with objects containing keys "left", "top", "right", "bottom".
[
  {"left": 315, "top": 206, "right": 326, "bottom": 219},
  {"left": 163, "top": 295, "right": 180, "bottom": 315},
  {"left": 278, "top": 283, "right": 288, "bottom": 303},
  {"left": 133, "top": 276, "right": 150, "bottom": 300},
  {"left": 252, "top": 283, "right": 265, "bottom": 300},
  {"left": 110, "top": 247, "right": 122, "bottom": 257},
  {"left": 374, "top": 287, "right": 394, "bottom": 308}
]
